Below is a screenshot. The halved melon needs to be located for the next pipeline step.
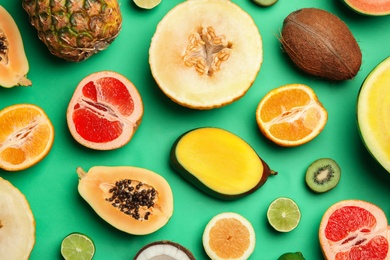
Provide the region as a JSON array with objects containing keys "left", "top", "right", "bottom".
[
  {"left": 77, "top": 166, "right": 173, "bottom": 235},
  {"left": 357, "top": 56, "right": 390, "bottom": 173},
  {"left": 0, "top": 177, "right": 35, "bottom": 259},
  {"left": 149, "top": 0, "right": 262, "bottom": 109},
  {"left": 342, "top": 0, "right": 390, "bottom": 16},
  {"left": 0, "top": 6, "right": 31, "bottom": 87}
]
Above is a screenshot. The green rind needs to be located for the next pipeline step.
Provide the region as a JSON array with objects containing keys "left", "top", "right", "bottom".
[
  {"left": 357, "top": 56, "right": 390, "bottom": 173},
  {"left": 342, "top": 0, "right": 390, "bottom": 16},
  {"left": 169, "top": 127, "right": 276, "bottom": 200}
]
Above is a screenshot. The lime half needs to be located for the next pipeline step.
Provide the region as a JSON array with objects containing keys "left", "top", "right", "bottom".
[
  {"left": 133, "top": 0, "right": 161, "bottom": 9},
  {"left": 267, "top": 197, "right": 301, "bottom": 232},
  {"left": 61, "top": 233, "right": 95, "bottom": 260}
]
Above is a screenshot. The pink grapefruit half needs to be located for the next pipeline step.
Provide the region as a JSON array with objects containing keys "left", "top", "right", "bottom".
[
  {"left": 67, "top": 71, "right": 143, "bottom": 150},
  {"left": 319, "top": 200, "right": 390, "bottom": 260}
]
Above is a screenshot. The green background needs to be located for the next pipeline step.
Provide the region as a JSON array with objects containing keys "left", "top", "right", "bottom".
[{"left": 1, "top": 0, "right": 390, "bottom": 259}]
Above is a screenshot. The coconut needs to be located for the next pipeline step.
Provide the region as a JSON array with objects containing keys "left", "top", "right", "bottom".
[{"left": 280, "top": 8, "right": 362, "bottom": 81}]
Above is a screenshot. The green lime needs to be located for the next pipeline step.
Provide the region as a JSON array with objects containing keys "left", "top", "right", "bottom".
[
  {"left": 278, "top": 252, "right": 306, "bottom": 260},
  {"left": 133, "top": 0, "right": 161, "bottom": 9},
  {"left": 252, "top": 0, "right": 278, "bottom": 7},
  {"left": 267, "top": 197, "right": 301, "bottom": 232},
  {"left": 61, "top": 233, "right": 95, "bottom": 260}
]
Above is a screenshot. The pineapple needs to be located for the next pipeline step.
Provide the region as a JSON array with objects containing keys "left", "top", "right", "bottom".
[{"left": 22, "top": 0, "right": 122, "bottom": 62}]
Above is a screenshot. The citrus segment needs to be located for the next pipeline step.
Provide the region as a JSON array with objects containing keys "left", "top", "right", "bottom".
[
  {"left": 267, "top": 197, "right": 301, "bottom": 232},
  {"left": 67, "top": 71, "right": 143, "bottom": 150},
  {"left": 319, "top": 200, "right": 390, "bottom": 260},
  {"left": 256, "top": 84, "right": 327, "bottom": 147},
  {"left": 61, "top": 232, "right": 95, "bottom": 260},
  {"left": 0, "top": 104, "right": 54, "bottom": 171},
  {"left": 357, "top": 56, "right": 390, "bottom": 172},
  {"left": 203, "top": 212, "right": 255, "bottom": 260}
]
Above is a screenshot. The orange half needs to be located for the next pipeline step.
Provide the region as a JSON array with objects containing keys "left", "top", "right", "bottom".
[
  {"left": 256, "top": 84, "right": 327, "bottom": 147},
  {"left": 0, "top": 104, "right": 54, "bottom": 171},
  {"left": 202, "top": 212, "right": 255, "bottom": 260}
]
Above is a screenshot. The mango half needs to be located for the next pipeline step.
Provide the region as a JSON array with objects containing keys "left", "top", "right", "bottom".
[{"left": 170, "top": 128, "right": 276, "bottom": 200}]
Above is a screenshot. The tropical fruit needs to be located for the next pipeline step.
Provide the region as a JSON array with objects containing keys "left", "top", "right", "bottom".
[
  {"left": 67, "top": 71, "right": 143, "bottom": 150},
  {"left": 267, "top": 197, "right": 301, "bottom": 232},
  {"left": 170, "top": 127, "right": 276, "bottom": 200},
  {"left": 357, "top": 56, "right": 390, "bottom": 173},
  {"left": 0, "top": 6, "right": 31, "bottom": 87},
  {"left": 0, "top": 177, "right": 35, "bottom": 260},
  {"left": 22, "top": 0, "right": 122, "bottom": 62},
  {"left": 342, "top": 0, "right": 390, "bottom": 16},
  {"left": 149, "top": 0, "right": 262, "bottom": 109},
  {"left": 319, "top": 200, "right": 390, "bottom": 259},
  {"left": 134, "top": 241, "right": 196, "bottom": 260},
  {"left": 280, "top": 8, "right": 362, "bottom": 81},
  {"left": 305, "top": 158, "right": 341, "bottom": 193},
  {"left": 203, "top": 212, "right": 256, "bottom": 260},
  {"left": 256, "top": 84, "right": 328, "bottom": 147},
  {"left": 77, "top": 166, "right": 173, "bottom": 235},
  {"left": 61, "top": 233, "right": 95, "bottom": 260},
  {"left": 0, "top": 104, "right": 54, "bottom": 171}
]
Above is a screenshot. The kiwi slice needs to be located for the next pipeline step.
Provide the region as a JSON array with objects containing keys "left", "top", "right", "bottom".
[{"left": 305, "top": 158, "right": 341, "bottom": 193}]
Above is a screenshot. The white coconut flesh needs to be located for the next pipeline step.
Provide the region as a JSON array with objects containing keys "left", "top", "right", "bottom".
[
  {"left": 135, "top": 241, "right": 194, "bottom": 260},
  {"left": 0, "top": 178, "right": 35, "bottom": 260},
  {"left": 149, "top": 0, "right": 263, "bottom": 109}
]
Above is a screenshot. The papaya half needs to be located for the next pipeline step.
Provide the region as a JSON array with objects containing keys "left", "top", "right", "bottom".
[
  {"left": 77, "top": 166, "right": 174, "bottom": 235},
  {"left": 0, "top": 6, "right": 31, "bottom": 88},
  {"left": 342, "top": 0, "right": 390, "bottom": 16},
  {"left": 170, "top": 127, "right": 276, "bottom": 200}
]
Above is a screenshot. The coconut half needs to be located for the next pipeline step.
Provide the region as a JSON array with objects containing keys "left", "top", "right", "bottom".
[
  {"left": 149, "top": 0, "right": 263, "bottom": 109},
  {"left": 0, "top": 177, "right": 35, "bottom": 260},
  {"left": 134, "top": 240, "right": 195, "bottom": 260}
]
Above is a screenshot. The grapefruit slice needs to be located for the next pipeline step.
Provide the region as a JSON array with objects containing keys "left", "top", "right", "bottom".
[
  {"left": 67, "top": 71, "right": 143, "bottom": 150},
  {"left": 319, "top": 200, "right": 390, "bottom": 260},
  {"left": 0, "top": 177, "right": 35, "bottom": 259}
]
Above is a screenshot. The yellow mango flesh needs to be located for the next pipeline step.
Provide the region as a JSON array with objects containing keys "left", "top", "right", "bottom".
[
  {"left": 358, "top": 57, "right": 390, "bottom": 172},
  {"left": 173, "top": 128, "right": 265, "bottom": 198}
]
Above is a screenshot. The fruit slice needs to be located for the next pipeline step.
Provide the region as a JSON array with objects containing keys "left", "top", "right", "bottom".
[
  {"left": 267, "top": 197, "right": 301, "bottom": 232},
  {"left": 149, "top": 0, "right": 262, "bottom": 109},
  {"left": 203, "top": 212, "right": 256, "bottom": 260},
  {"left": 77, "top": 166, "right": 173, "bottom": 235},
  {"left": 61, "top": 232, "right": 95, "bottom": 260},
  {"left": 252, "top": 0, "right": 278, "bottom": 7},
  {"left": 0, "top": 6, "right": 31, "bottom": 87},
  {"left": 342, "top": 0, "right": 390, "bottom": 16},
  {"left": 305, "top": 158, "right": 341, "bottom": 193},
  {"left": 133, "top": 0, "right": 161, "bottom": 9},
  {"left": 357, "top": 56, "right": 390, "bottom": 173},
  {"left": 170, "top": 127, "right": 276, "bottom": 200},
  {"left": 0, "top": 177, "right": 35, "bottom": 259},
  {"left": 0, "top": 104, "right": 54, "bottom": 171},
  {"left": 134, "top": 241, "right": 196, "bottom": 260},
  {"left": 319, "top": 200, "right": 390, "bottom": 259},
  {"left": 278, "top": 252, "right": 306, "bottom": 260},
  {"left": 67, "top": 71, "right": 143, "bottom": 150},
  {"left": 256, "top": 84, "right": 328, "bottom": 147}
]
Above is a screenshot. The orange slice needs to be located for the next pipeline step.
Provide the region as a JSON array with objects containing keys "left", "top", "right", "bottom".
[
  {"left": 202, "top": 212, "right": 255, "bottom": 260},
  {"left": 256, "top": 84, "right": 327, "bottom": 147},
  {"left": 0, "top": 104, "right": 54, "bottom": 171}
]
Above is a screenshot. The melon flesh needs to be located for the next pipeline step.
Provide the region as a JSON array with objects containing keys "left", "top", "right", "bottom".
[
  {"left": 343, "top": 0, "right": 390, "bottom": 15},
  {"left": 0, "top": 177, "right": 35, "bottom": 260},
  {"left": 149, "top": 0, "right": 262, "bottom": 109}
]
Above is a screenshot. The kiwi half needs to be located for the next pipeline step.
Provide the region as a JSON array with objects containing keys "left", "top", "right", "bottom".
[{"left": 305, "top": 158, "right": 341, "bottom": 193}]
